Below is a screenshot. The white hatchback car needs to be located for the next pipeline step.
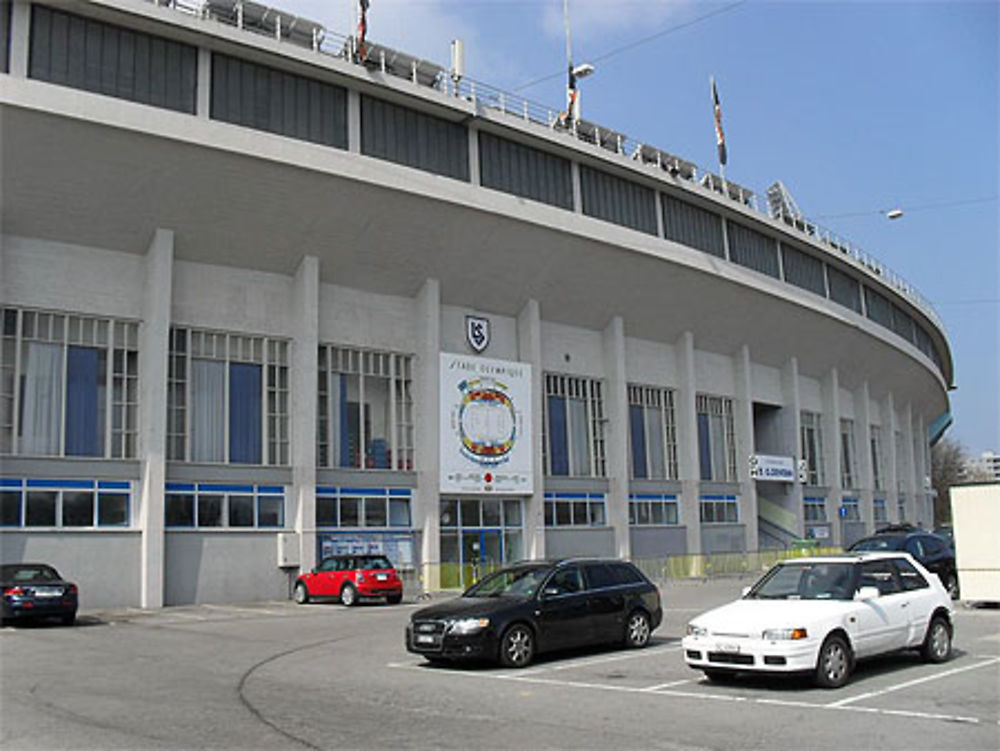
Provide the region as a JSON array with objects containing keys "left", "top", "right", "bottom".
[{"left": 682, "top": 552, "right": 954, "bottom": 688}]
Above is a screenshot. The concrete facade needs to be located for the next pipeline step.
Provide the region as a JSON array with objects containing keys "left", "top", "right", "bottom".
[{"left": 0, "top": 0, "right": 951, "bottom": 608}]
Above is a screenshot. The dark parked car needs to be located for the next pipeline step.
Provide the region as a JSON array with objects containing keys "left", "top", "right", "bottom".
[
  {"left": 406, "top": 558, "right": 662, "bottom": 668},
  {"left": 848, "top": 525, "right": 958, "bottom": 598},
  {"left": 1, "top": 563, "right": 78, "bottom": 625}
]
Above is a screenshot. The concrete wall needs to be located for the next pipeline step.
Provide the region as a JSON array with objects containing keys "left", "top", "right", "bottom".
[
  {"left": 164, "top": 533, "right": 289, "bottom": 605},
  {"left": 544, "top": 528, "right": 616, "bottom": 558},
  {"left": 629, "top": 526, "right": 688, "bottom": 559},
  {"left": 0, "top": 531, "right": 141, "bottom": 609}
]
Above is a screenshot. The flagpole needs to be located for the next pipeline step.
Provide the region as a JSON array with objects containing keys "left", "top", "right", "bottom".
[{"left": 711, "top": 75, "right": 728, "bottom": 197}]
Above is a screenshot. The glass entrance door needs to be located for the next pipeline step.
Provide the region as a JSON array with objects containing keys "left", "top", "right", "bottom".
[{"left": 461, "top": 530, "right": 502, "bottom": 587}]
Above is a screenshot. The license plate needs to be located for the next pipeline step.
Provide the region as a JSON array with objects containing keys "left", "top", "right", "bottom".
[
  {"left": 717, "top": 642, "right": 740, "bottom": 654},
  {"left": 376, "top": 574, "right": 387, "bottom": 581},
  {"left": 416, "top": 634, "right": 435, "bottom": 644},
  {"left": 33, "top": 587, "right": 62, "bottom": 598}
]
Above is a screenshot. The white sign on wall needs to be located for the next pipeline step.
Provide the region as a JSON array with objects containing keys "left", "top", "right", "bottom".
[
  {"left": 440, "top": 353, "right": 533, "bottom": 494},
  {"left": 749, "top": 454, "right": 796, "bottom": 482}
]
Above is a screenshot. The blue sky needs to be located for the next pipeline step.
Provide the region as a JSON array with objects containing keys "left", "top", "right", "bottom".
[{"left": 279, "top": 0, "right": 998, "bottom": 455}]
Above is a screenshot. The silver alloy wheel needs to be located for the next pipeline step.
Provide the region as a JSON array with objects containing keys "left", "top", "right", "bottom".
[
  {"left": 293, "top": 582, "right": 308, "bottom": 604},
  {"left": 819, "top": 639, "right": 849, "bottom": 687},
  {"left": 502, "top": 626, "right": 533, "bottom": 668},
  {"left": 929, "top": 620, "right": 950, "bottom": 659},
  {"left": 626, "top": 611, "right": 651, "bottom": 647},
  {"left": 341, "top": 584, "right": 357, "bottom": 606}
]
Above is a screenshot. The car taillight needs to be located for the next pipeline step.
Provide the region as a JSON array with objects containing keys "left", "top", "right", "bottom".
[
  {"left": 4, "top": 587, "right": 25, "bottom": 596},
  {"left": 67, "top": 584, "right": 78, "bottom": 595}
]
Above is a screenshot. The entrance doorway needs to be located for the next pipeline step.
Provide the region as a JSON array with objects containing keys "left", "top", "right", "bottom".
[
  {"left": 461, "top": 529, "right": 503, "bottom": 585},
  {"left": 440, "top": 498, "right": 524, "bottom": 589}
]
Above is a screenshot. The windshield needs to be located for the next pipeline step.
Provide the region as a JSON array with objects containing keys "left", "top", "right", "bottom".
[
  {"left": 463, "top": 566, "right": 550, "bottom": 598},
  {"left": 746, "top": 562, "right": 856, "bottom": 601}
]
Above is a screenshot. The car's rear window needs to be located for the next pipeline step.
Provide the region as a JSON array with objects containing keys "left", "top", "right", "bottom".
[
  {"left": 357, "top": 556, "right": 393, "bottom": 570},
  {"left": 850, "top": 536, "right": 903, "bottom": 552},
  {"left": 2, "top": 565, "right": 60, "bottom": 581}
]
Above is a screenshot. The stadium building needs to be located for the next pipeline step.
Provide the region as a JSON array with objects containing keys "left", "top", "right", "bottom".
[{"left": 0, "top": 0, "right": 954, "bottom": 608}]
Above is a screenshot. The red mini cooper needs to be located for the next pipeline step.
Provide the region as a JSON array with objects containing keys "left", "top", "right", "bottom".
[{"left": 294, "top": 554, "right": 403, "bottom": 606}]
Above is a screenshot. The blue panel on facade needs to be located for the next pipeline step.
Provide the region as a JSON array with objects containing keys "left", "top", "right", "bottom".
[
  {"left": 0, "top": 478, "right": 24, "bottom": 488},
  {"left": 256, "top": 485, "right": 284, "bottom": 494},
  {"left": 200, "top": 484, "right": 254, "bottom": 493},
  {"left": 27, "top": 479, "right": 94, "bottom": 489},
  {"left": 165, "top": 482, "right": 196, "bottom": 492},
  {"left": 97, "top": 481, "right": 131, "bottom": 490}
]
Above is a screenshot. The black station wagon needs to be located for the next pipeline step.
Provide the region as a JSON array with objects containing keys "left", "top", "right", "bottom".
[{"left": 406, "top": 558, "right": 663, "bottom": 668}]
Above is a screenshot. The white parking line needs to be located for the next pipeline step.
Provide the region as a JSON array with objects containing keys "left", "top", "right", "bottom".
[
  {"left": 202, "top": 604, "right": 290, "bottom": 617},
  {"left": 642, "top": 679, "right": 694, "bottom": 691},
  {"left": 387, "top": 657, "right": 996, "bottom": 726},
  {"left": 827, "top": 657, "right": 1000, "bottom": 708}
]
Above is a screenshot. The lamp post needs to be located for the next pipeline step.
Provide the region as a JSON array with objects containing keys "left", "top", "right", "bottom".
[{"left": 563, "top": 0, "right": 595, "bottom": 125}]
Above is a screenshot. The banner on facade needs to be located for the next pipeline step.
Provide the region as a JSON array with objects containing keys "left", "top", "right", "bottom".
[{"left": 440, "top": 353, "right": 533, "bottom": 494}]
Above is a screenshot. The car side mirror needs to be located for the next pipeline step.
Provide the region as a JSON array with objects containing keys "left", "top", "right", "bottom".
[
  {"left": 542, "top": 586, "right": 560, "bottom": 598},
  {"left": 855, "top": 586, "right": 880, "bottom": 601}
]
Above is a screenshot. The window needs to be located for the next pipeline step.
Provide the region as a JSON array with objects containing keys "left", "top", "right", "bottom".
[
  {"left": 804, "top": 496, "right": 827, "bottom": 522},
  {"left": 0, "top": 480, "right": 130, "bottom": 527},
  {"left": 858, "top": 560, "right": 901, "bottom": 596},
  {"left": 318, "top": 346, "right": 413, "bottom": 471},
  {"left": 164, "top": 484, "right": 284, "bottom": 528},
  {"left": 893, "top": 558, "right": 929, "bottom": 591},
  {"left": 167, "top": 328, "right": 289, "bottom": 465},
  {"left": 839, "top": 497, "right": 860, "bottom": 522},
  {"left": 700, "top": 494, "right": 738, "bottom": 523},
  {"left": 696, "top": 394, "right": 736, "bottom": 482},
  {"left": 547, "top": 566, "right": 585, "bottom": 595},
  {"left": 870, "top": 425, "right": 885, "bottom": 491},
  {"left": 628, "top": 385, "right": 678, "bottom": 480},
  {"left": 1, "top": 308, "right": 139, "bottom": 458},
  {"left": 315, "top": 488, "right": 412, "bottom": 529},
  {"left": 840, "top": 419, "right": 857, "bottom": 488},
  {"left": 873, "top": 498, "right": 888, "bottom": 524},
  {"left": 629, "top": 494, "right": 679, "bottom": 525},
  {"left": 583, "top": 563, "right": 619, "bottom": 590},
  {"left": 544, "top": 493, "right": 607, "bottom": 527},
  {"left": 543, "top": 374, "right": 606, "bottom": 477},
  {"left": 800, "top": 411, "right": 825, "bottom": 486}
]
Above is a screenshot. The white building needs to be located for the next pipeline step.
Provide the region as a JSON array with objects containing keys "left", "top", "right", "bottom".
[
  {"left": 963, "top": 452, "right": 1000, "bottom": 483},
  {"left": 0, "top": 0, "right": 953, "bottom": 608}
]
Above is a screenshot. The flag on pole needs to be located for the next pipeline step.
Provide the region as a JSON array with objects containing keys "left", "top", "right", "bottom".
[
  {"left": 711, "top": 75, "right": 727, "bottom": 166},
  {"left": 357, "top": 0, "right": 370, "bottom": 62},
  {"left": 566, "top": 64, "right": 579, "bottom": 124}
]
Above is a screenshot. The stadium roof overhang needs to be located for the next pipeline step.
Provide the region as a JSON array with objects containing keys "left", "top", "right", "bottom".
[{"left": 0, "top": 99, "right": 949, "bottom": 415}]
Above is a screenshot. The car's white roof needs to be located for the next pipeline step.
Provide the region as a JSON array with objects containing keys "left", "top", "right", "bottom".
[{"left": 778, "top": 552, "right": 916, "bottom": 565}]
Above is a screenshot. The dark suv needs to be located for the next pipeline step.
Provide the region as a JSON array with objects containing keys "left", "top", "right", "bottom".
[
  {"left": 406, "top": 558, "right": 662, "bottom": 668},
  {"left": 848, "top": 525, "right": 958, "bottom": 598}
]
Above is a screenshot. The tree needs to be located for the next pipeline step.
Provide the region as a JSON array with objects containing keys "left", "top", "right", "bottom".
[{"left": 931, "top": 437, "right": 968, "bottom": 526}]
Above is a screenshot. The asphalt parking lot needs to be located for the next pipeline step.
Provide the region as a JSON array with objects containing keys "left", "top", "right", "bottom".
[{"left": 1, "top": 578, "right": 997, "bottom": 751}]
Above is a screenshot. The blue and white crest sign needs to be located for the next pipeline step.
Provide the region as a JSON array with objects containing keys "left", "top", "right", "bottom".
[{"left": 466, "top": 315, "right": 490, "bottom": 353}]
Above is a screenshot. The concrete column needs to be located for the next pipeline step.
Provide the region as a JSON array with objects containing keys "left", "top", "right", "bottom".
[
  {"left": 468, "top": 124, "right": 481, "bottom": 187},
  {"left": 602, "top": 316, "right": 630, "bottom": 559},
  {"left": 855, "top": 382, "right": 874, "bottom": 534},
  {"left": 9, "top": 0, "right": 30, "bottom": 78},
  {"left": 414, "top": 279, "right": 441, "bottom": 590},
  {"left": 782, "top": 357, "right": 805, "bottom": 537},
  {"left": 733, "top": 345, "right": 757, "bottom": 551},
  {"left": 196, "top": 48, "right": 211, "bottom": 118},
  {"left": 139, "top": 229, "right": 174, "bottom": 609},
  {"left": 347, "top": 89, "right": 362, "bottom": 154},
  {"left": 654, "top": 192, "right": 665, "bottom": 239},
  {"left": 823, "top": 369, "right": 843, "bottom": 546},
  {"left": 912, "top": 412, "right": 929, "bottom": 527},
  {"left": 883, "top": 392, "right": 899, "bottom": 522},
  {"left": 517, "top": 299, "right": 545, "bottom": 560},
  {"left": 900, "top": 402, "right": 917, "bottom": 524},
  {"left": 571, "top": 162, "right": 583, "bottom": 214},
  {"left": 675, "top": 331, "right": 700, "bottom": 554},
  {"left": 291, "top": 256, "right": 319, "bottom": 574}
]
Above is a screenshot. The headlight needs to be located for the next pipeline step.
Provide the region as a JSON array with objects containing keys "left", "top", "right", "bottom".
[
  {"left": 448, "top": 617, "right": 490, "bottom": 635},
  {"left": 762, "top": 628, "right": 809, "bottom": 641},
  {"left": 686, "top": 624, "right": 707, "bottom": 637}
]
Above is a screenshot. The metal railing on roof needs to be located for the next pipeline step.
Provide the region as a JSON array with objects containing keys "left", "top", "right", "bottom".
[{"left": 147, "top": 0, "right": 943, "bottom": 333}]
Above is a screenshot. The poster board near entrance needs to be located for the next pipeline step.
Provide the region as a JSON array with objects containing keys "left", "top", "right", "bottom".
[{"left": 440, "top": 353, "right": 533, "bottom": 494}]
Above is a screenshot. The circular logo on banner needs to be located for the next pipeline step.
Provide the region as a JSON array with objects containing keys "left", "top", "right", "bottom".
[{"left": 456, "top": 378, "right": 517, "bottom": 465}]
